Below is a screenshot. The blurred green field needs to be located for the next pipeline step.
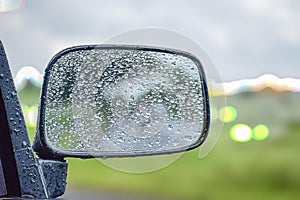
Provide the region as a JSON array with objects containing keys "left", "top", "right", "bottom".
[{"left": 26, "top": 91, "right": 300, "bottom": 200}]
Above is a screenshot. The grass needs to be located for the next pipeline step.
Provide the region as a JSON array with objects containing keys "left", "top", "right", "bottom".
[
  {"left": 63, "top": 125, "right": 300, "bottom": 200},
  {"left": 26, "top": 121, "right": 300, "bottom": 200},
  {"left": 25, "top": 91, "right": 300, "bottom": 200}
]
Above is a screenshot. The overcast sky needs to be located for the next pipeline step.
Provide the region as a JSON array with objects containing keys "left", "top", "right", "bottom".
[{"left": 0, "top": 0, "right": 299, "bottom": 81}]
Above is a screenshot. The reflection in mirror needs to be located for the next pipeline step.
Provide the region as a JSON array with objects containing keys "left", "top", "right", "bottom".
[{"left": 41, "top": 47, "right": 209, "bottom": 157}]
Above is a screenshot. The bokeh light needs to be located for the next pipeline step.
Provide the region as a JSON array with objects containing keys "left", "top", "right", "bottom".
[
  {"left": 0, "top": 0, "right": 25, "bottom": 12},
  {"left": 230, "top": 124, "right": 252, "bottom": 143},
  {"left": 15, "top": 66, "right": 42, "bottom": 91},
  {"left": 219, "top": 106, "right": 237, "bottom": 123},
  {"left": 22, "top": 105, "right": 38, "bottom": 128},
  {"left": 253, "top": 124, "right": 270, "bottom": 141},
  {"left": 210, "top": 74, "right": 300, "bottom": 96}
]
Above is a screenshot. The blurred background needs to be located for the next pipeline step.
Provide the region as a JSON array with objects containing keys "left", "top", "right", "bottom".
[{"left": 1, "top": 0, "right": 300, "bottom": 199}]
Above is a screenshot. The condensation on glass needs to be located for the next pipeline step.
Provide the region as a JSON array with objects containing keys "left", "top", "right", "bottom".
[{"left": 44, "top": 48, "right": 206, "bottom": 155}]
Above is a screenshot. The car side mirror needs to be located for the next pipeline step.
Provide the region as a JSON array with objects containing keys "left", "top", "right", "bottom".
[
  {"left": 0, "top": 42, "right": 210, "bottom": 199},
  {"left": 33, "top": 45, "right": 210, "bottom": 159}
]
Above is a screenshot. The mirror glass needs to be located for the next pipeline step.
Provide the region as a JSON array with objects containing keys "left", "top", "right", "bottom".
[{"left": 41, "top": 46, "right": 209, "bottom": 157}]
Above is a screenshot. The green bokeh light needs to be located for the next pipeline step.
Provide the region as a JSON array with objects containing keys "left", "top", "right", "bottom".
[
  {"left": 253, "top": 124, "right": 270, "bottom": 140},
  {"left": 219, "top": 106, "right": 237, "bottom": 123},
  {"left": 230, "top": 124, "right": 252, "bottom": 142}
]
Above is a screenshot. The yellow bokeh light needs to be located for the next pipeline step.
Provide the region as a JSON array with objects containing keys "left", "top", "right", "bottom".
[
  {"left": 230, "top": 124, "right": 252, "bottom": 142},
  {"left": 219, "top": 106, "right": 237, "bottom": 123},
  {"left": 253, "top": 124, "right": 269, "bottom": 140}
]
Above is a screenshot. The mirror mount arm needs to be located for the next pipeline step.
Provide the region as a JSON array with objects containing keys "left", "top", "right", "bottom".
[{"left": 0, "top": 41, "right": 67, "bottom": 198}]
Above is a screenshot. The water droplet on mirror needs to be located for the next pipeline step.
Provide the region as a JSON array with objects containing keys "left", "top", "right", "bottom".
[{"left": 22, "top": 141, "right": 27, "bottom": 147}]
